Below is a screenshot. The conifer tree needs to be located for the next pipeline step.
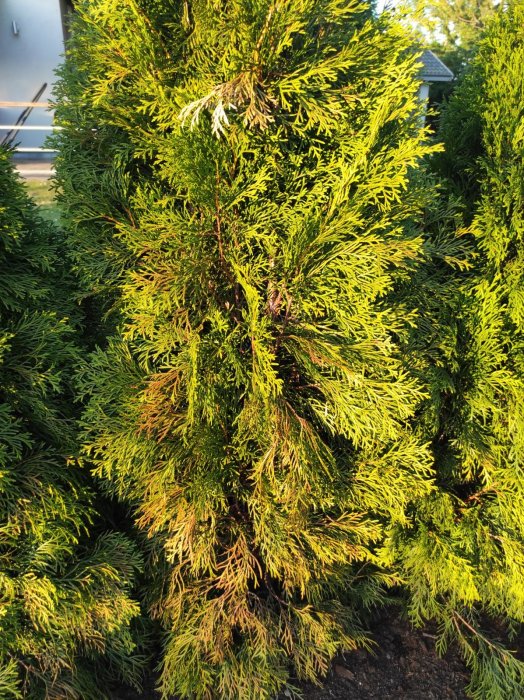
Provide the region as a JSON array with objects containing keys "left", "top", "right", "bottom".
[
  {"left": 54, "top": 1, "right": 439, "bottom": 697},
  {"left": 0, "top": 147, "right": 141, "bottom": 699},
  {"left": 406, "top": 0, "right": 497, "bottom": 75},
  {"left": 387, "top": 4, "right": 524, "bottom": 697}
]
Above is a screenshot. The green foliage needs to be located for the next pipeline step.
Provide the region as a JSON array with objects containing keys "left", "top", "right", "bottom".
[
  {"left": 0, "top": 147, "right": 142, "bottom": 699},
  {"left": 388, "top": 4, "right": 524, "bottom": 698},
  {"left": 404, "top": 0, "right": 497, "bottom": 112},
  {"left": 54, "top": 1, "right": 442, "bottom": 697},
  {"left": 407, "top": 0, "right": 498, "bottom": 72},
  {"left": 411, "top": 0, "right": 497, "bottom": 51}
]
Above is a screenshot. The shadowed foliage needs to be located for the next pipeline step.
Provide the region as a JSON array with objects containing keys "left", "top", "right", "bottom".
[
  {"left": 0, "top": 147, "right": 142, "bottom": 700},
  {"left": 392, "top": 5, "right": 524, "bottom": 698}
]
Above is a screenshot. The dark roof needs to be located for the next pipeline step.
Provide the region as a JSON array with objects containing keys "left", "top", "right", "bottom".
[{"left": 419, "top": 50, "right": 454, "bottom": 82}]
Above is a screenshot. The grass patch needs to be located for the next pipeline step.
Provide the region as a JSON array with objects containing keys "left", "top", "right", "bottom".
[{"left": 24, "top": 178, "right": 61, "bottom": 226}]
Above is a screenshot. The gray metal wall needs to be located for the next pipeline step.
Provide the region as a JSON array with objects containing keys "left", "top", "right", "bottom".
[{"left": 0, "top": 0, "right": 65, "bottom": 152}]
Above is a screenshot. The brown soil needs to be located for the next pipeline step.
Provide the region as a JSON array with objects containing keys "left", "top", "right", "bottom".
[
  {"left": 110, "top": 614, "right": 470, "bottom": 699},
  {"left": 290, "top": 614, "right": 470, "bottom": 700}
]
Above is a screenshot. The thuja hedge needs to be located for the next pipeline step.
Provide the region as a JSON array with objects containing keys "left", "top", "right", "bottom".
[
  {"left": 0, "top": 0, "right": 521, "bottom": 698},
  {"left": 0, "top": 148, "right": 142, "bottom": 699},
  {"left": 419, "top": 5, "right": 524, "bottom": 696},
  {"left": 391, "top": 4, "right": 524, "bottom": 697},
  {"left": 54, "top": 0, "right": 440, "bottom": 697}
]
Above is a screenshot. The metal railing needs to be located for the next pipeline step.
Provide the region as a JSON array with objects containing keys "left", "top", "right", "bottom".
[{"left": 0, "top": 83, "right": 60, "bottom": 153}]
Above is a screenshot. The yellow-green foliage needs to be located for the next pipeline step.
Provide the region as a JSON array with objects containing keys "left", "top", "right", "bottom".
[
  {"left": 388, "top": 5, "right": 524, "bottom": 698},
  {"left": 0, "top": 147, "right": 141, "bottom": 699},
  {"left": 54, "top": 1, "right": 441, "bottom": 697}
]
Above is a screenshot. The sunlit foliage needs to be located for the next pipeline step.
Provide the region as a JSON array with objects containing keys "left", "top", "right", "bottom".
[{"left": 52, "top": 1, "right": 441, "bottom": 697}]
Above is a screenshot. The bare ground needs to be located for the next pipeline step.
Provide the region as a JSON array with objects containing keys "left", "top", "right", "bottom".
[{"left": 290, "top": 614, "right": 470, "bottom": 700}]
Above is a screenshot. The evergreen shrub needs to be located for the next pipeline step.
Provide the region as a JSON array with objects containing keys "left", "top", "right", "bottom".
[
  {"left": 391, "top": 4, "right": 524, "bottom": 698},
  {"left": 0, "top": 147, "right": 141, "bottom": 699},
  {"left": 53, "top": 1, "right": 441, "bottom": 697}
]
